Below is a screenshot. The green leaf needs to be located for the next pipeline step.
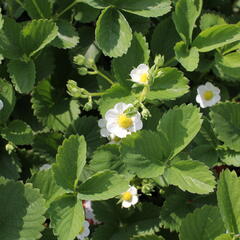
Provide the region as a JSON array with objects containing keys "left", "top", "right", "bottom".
[
  {"left": 174, "top": 41, "right": 199, "bottom": 71},
  {"left": 53, "top": 135, "right": 86, "bottom": 191},
  {"left": 179, "top": 205, "right": 225, "bottom": 240},
  {"left": 200, "top": 13, "right": 226, "bottom": 31},
  {"left": 0, "top": 79, "right": 15, "bottom": 124},
  {"left": 80, "top": 0, "right": 109, "bottom": 9},
  {"left": 31, "top": 79, "right": 80, "bottom": 131},
  {"left": 20, "top": 19, "right": 58, "bottom": 57},
  {"left": 219, "top": 149, "right": 240, "bottom": 167},
  {"left": 1, "top": 120, "right": 33, "bottom": 145},
  {"left": 210, "top": 102, "right": 240, "bottom": 152},
  {"left": 112, "top": 32, "right": 150, "bottom": 87},
  {"left": 147, "top": 67, "right": 189, "bottom": 101},
  {"left": 192, "top": 24, "right": 240, "bottom": 52},
  {"left": 98, "top": 83, "right": 136, "bottom": 116},
  {"left": 214, "top": 234, "right": 233, "bottom": 240},
  {"left": 0, "top": 177, "right": 46, "bottom": 240},
  {"left": 164, "top": 159, "right": 216, "bottom": 194},
  {"left": 151, "top": 16, "right": 181, "bottom": 62},
  {"left": 95, "top": 7, "right": 132, "bottom": 58},
  {"left": 0, "top": 153, "right": 19, "bottom": 180},
  {"left": 24, "top": 0, "right": 53, "bottom": 19},
  {"left": 131, "top": 234, "right": 165, "bottom": 240},
  {"left": 74, "top": 3, "right": 100, "bottom": 23},
  {"left": 217, "top": 170, "right": 240, "bottom": 234},
  {"left": 172, "top": 0, "right": 202, "bottom": 44},
  {"left": 51, "top": 20, "right": 79, "bottom": 49},
  {"left": 78, "top": 170, "right": 129, "bottom": 200},
  {"left": 31, "top": 168, "right": 66, "bottom": 208},
  {"left": 121, "top": 130, "right": 170, "bottom": 178},
  {"left": 157, "top": 104, "right": 202, "bottom": 158},
  {"left": 7, "top": 59, "right": 36, "bottom": 93},
  {"left": 213, "top": 52, "right": 240, "bottom": 82},
  {"left": 49, "top": 195, "right": 84, "bottom": 240}
]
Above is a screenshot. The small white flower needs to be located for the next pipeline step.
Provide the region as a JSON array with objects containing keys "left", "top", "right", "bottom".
[
  {"left": 77, "top": 220, "right": 90, "bottom": 240},
  {"left": 196, "top": 82, "right": 221, "bottom": 108},
  {"left": 121, "top": 186, "right": 139, "bottom": 208},
  {"left": 130, "top": 64, "right": 149, "bottom": 85},
  {"left": 83, "top": 200, "right": 101, "bottom": 225},
  {"left": 104, "top": 102, "right": 143, "bottom": 139},
  {"left": 39, "top": 164, "right": 52, "bottom": 171},
  {"left": 0, "top": 100, "right": 4, "bottom": 111}
]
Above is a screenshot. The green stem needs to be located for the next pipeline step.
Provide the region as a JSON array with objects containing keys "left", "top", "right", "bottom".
[
  {"left": 55, "top": 0, "right": 78, "bottom": 19},
  {"left": 32, "top": 0, "right": 45, "bottom": 18},
  {"left": 97, "top": 70, "right": 114, "bottom": 85},
  {"left": 139, "top": 85, "right": 149, "bottom": 103},
  {"left": 16, "top": 0, "right": 24, "bottom": 8},
  {"left": 164, "top": 57, "right": 176, "bottom": 66},
  {"left": 89, "top": 92, "right": 105, "bottom": 97}
]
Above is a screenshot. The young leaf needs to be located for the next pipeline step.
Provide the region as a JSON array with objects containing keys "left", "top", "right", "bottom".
[
  {"left": 157, "top": 104, "right": 202, "bottom": 158},
  {"left": 192, "top": 24, "right": 240, "bottom": 52},
  {"left": 95, "top": 7, "right": 132, "bottom": 57},
  {"left": 174, "top": 41, "right": 199, "bottom": 71},
  {"left": 0, "top": 177, "right": 46, "bottom": 240},
  {"left": 121, "top": 130, "right": 171, "bottom": 178},
  {"left": 49, "top": 195, "right": 84, "bottom": 240},
  {"left": 20, "top": 19, "right": 58, "bottom": 57},
  {"left": 53, "top": 135, "right": 87, "bottom": 191},
  {"left": 0, "top": 79, "right": 15, "bottom": 124},
  {"left": 1, "top": 120, "right": 33, "bottom": 145},
  {"left": 7, "top": 59, "right": 36, "bottom": 93},
  {"left": 179, "top": 205, "right": 225, "bottom": 240},
  {"left": 78, "top": 170, "right": 129, "bottom": 200},
  {"left": 172, "top": 0, "right": 203, "bottom": 44},
  {"left": 217, "top": 170, "right": 240, "bottom": 234},
  {"left": 147, "top": 67, "right": 189, "bottom": 101},
  {"left": 164, "top": 159, "right": 216, "bottom": 194},
  {"left": 200, "top": 13, "right": 226, "bottom": 31},
  {"left": 210, "top": 102, "right": 240, "bottom": 152},
  {"left": 112, "top": 32, "right": 150, "bottom": 87}
]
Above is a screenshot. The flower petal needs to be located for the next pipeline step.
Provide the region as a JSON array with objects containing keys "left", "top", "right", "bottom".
[{"left": 122, "top": 200, "right": 132, "bottom": 208}]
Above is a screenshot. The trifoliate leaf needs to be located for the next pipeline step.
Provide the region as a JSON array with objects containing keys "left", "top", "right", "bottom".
[
  {"left": 1, "top": 120, "right": 33, "bottom": 145},
  {"left": 174, "top": 41, "right": 199, "bottom": 71},
  {"left": 192, "top": 24, "right": 240, "bottom": 52},
  {"left": 31, "top": 79, "right": 80, "bottom": 131},
  {"left": 200, "top": 13, "right": 226, "bottom": 31},
  {"left": 112, "top": 32, "right": 150, "bottom": 87},
  {"left": 172, "top": 0, "right": 203, "bottom": 44},
  {"left": 217, "top": 170, "right": 240, "bottom": 234},
  {"left": 78, "top": 170, "right": 129, "bottom": 200},
  {"left": 98, "top": 83, "right": 136, "bottom": 116},
  {"left": 20, "top": 19, "right": 58, "bottom": 57},
  {"left": 210, "top": 102, "right": 240, "bottom": 152},
  {"left": 121, "top": 130, "right": 171, "bottom": 178},
  {"left": 7, "top": 59, "right": 36, "bottom": 93},
  {"left": 49, "top": 195, "right": 84, "bottom": 240},
  {"left": 213, "top": 52, "right": 240, "bottom": 82},
  {"left": 179, "top": 205, "right": 225, "bottom": 240},
  {"left": 53, "top": 135, "right": 86, "bottom": 191},
  {"left": 147, "top": 67, "right": 189, "bottom": 101},
  {"left": 151, "top": 16, "right": 181, "bottom": 62},
  {"left": 51, "top": 20, "right": 79, "bottom": 49},
  {"left": 95, "top": 7, "right": 132, "bottom": 57},
  {"left": 157, "top": 104, "right": 202, "bottom": 158},
  {"left": 0, "top": 79, "right": 15, "bottom": 124},
  {"left": 24, "top": 0, "right": 53, "bottom": 19},
  {"left": 0, "top": 177, "right": 46, "bottom": 240},
  {"left": 164, "top": 159, "right": 216, "bottom": 194},
  {"left": 31, "top": 168, "right": 66, "bottom": 208}
]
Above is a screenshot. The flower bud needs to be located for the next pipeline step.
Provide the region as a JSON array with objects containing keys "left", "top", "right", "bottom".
[{"left": 78, "top": 67, "right": 88, "bottom": 76}]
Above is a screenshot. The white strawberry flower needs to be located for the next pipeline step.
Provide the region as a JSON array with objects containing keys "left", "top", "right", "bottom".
[
  {"left": 104, "top": 102, "right": 143, "bottom": 138},
  {"left": 130, "top": 64, "right": 149, "bottom": 85},
  {"left": 196, "top": 82, "right": 221, "bottom": 108},
  {"left": 121, "top": 186, "right": 139, "bottom": 208},
  {"left": 76, "top": 220, "right": 90, "bottom": 240},
  {"left": 0, "top": 100, "right": 3, "bottom": 111},
  {"left": 83, "top": 200, "right": 101, "bottom": 225}
]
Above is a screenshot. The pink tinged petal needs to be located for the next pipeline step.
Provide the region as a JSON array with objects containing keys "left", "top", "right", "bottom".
[
  {"left": 98, "top": 119, "right": 106, "bottom": 128},
  {"left": 131, "top": 195, "right": 139, "bottom": 205},
  {"left": 122, "top": 200, "right": 132, "bottom": 208},
  {"left": 128, "top": 186, "right": 137, "bottom": 195}
]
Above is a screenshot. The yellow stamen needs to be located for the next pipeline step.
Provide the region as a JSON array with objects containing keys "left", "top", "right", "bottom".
[
  {"left": 118, "top": 114, "right": 133, "bottom": 129},
  {"left": 140, "top": 73, "right": 148, "bottom": 84},
  {"left": 122, "top": 192, "right": 132, "bottom": 201},
  {"left": 203, "top": 91, "right": 214, "bottom": 100}
]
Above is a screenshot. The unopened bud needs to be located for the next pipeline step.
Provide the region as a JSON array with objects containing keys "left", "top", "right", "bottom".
[
  {"left": 74, "top": 54, "right": 86, "bottom": 66},
  {"left": 78, "top": 67, "right": 88, "bottom": 76},
  {"left": 154, "top": 54, "right": 164, "bottom": 67},
  {"left": 5, "top": 142, "right": 15, "bottom": 153}
]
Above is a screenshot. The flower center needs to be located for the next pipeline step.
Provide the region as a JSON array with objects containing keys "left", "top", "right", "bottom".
[
  {"left": 140, "top": 73, "right": 148, "bottom": 83},
  {"left": 203, "top": 91, "right": 214, "bottom": 100},
  {"left": 118, "top": 114, "right": 133, "bottom": 129},
  {"left": 122, "top": 192, "right": 132, "bottom": 201}
]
